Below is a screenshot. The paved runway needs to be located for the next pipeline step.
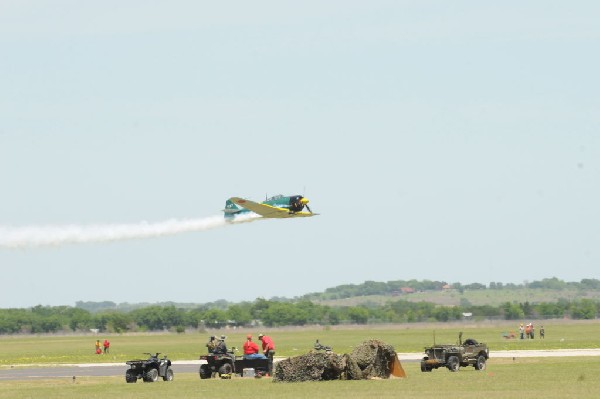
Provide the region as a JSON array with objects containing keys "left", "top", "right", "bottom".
[{"left": 0, "top": 363, "right": 200, "bottom": 381}]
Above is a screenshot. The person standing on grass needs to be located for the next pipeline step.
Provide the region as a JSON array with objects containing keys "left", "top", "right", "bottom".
[
  {"left": 258, "top": 333, "right": 275, "bottom": 357},
  {"left": 95, "top": 339, "right": 101, "bottom": 354},
  {"left": 258, "top": 333, "right": 276, "bottom": 375},
  {"left": 103, "top": 339, "right": 110, "bottom": 354},
  {"left": 519, "top": 323, "right": 524, "bottom": 339},
  {"left": 540, "top": 325, "right": 545, "bottom": 339}
]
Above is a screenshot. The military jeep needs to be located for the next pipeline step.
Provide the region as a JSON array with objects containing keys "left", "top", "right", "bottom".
[{"left": 421, "top": 332, "right": 489, "bottom": 372}]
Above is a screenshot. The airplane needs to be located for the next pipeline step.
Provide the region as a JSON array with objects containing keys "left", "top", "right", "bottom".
[{"left": 224, "top": 194, "right": 317, "bottom": 219}]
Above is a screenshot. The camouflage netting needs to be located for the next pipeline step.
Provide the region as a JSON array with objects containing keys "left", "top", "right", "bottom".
[
  {"left": 273, "top": 339, "right": 397, "bottom": 382},
  {"left": 273, "top": 352, "right": 344, "bottom": 382},
  {"left": 350, "top": 339, "right": 397, "bottom": 379}
]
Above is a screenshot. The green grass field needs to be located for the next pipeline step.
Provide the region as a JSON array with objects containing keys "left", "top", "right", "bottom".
[
  {"left": 1, "top": 320, "right": 598, "bottom": 366},
  {"left": 2, "top": 358, "right": 599, "bottom": 399},
  {"left": 1, "top": 321, "right": 599, "bottom": 398}
]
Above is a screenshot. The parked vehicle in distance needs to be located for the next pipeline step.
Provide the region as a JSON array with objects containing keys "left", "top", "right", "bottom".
[
  {"left": 421, "top": 332, "right": 489, "bottom": 372},
  {"left": 125, "top": 353, "right": 174, "bottom": 383},
  {"left": 199, "top": 347, "right": 269, "bottom": 379}
]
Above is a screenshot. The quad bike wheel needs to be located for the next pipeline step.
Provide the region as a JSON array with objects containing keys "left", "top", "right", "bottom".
[
  {"left": 199, "top": 364, "right": 211, "bottom": 379},
  {"left": 143, "top": 368, "right": 159, "bottom": 382},
  {"left": 218, "top": 363, "right": 233, "bottom": 378},
  {"left": 163, "top": 367, "right": 174, "bottom": 381},
  {"left": 125, "top": 369, "right": 137, "bottom": 383}
]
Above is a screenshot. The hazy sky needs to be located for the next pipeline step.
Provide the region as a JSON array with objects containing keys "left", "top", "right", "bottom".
[{"left": 1, "top": 1, "right": 599, "bottom": 308}]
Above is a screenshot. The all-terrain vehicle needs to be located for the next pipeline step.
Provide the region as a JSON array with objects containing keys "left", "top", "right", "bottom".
[
  {"left": 125, "top": 353, "right": 174, "bottom": 383},
  {"left": 199, "top": 347, "right": 270, "bottom": 379},
  {"left": 421, "top": 332, "right": 489, "bottom": 372}
]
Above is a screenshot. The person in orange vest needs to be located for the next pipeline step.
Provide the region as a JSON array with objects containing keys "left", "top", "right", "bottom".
[
  {"left": 95, "top": 339, "right": 101, "bottom": 354},
  {"left": 529, "top": 323, "right": 535, "bottom": 339},
  {"left": 525, "top": 323, "right": 535, "bottom": 339}
]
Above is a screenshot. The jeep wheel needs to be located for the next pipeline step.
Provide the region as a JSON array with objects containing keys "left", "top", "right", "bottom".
[
  {"left": 475, "top": 355, "right": 486, "bottom": 371},
  {"left": 143, "top": 368, "right": 159, "bottom": 382},
  {"left": 447, "top": 356, "right": 460, "bottom": 372},
  {"left": 163, "top": 367, "right": 174, "bottom": 381},
  {"left": 199, "top": 364, "right": 211, "bottom": 379},
  {"left": 420, "top": 361, "right": 427, "bottom": 372},
  {"left": 125, "top": 369, "right": 137, "bottom": 383},
  {"left": 218, "top": 362, "right": 233, "bottom": 377}
]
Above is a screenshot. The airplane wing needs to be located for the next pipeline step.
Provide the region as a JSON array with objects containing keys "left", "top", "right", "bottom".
[{"left": 229, "top": 197, "right": 316, "bottom": 219}]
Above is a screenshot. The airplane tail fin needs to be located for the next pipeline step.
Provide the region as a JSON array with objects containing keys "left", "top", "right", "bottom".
[{"left": 223, "top": 198, "right": 242, "bottom": 218}]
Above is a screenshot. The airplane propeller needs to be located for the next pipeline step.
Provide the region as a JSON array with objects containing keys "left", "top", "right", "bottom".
[{"left": 299, "top": 196, "right": 313, "bottom": 214}]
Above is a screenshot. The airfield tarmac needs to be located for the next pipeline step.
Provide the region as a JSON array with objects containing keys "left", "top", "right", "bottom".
[{"left": 2, "top": 349, "right": 599, "bottom": 381}]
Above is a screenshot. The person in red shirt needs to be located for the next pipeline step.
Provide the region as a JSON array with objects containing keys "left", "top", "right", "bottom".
[
  {"left": 258, "top": 333, "right": 275, "bottom": 375},
  {"left": 243, "top": 334, "right": 266, "bottom": 359},
  {"left": 258, "top": 333, "right": 275, "bottom": 356}
]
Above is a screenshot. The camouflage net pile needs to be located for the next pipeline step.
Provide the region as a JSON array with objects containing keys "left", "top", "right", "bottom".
[
  {"left": 273, "top": 339, "right": 397, "bottom": 382},
  {"left": 350, "top": 339, "right": 397, "bottom": 379}
]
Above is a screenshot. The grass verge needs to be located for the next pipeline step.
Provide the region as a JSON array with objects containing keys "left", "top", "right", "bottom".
[{"left": 3, "top": 357, "right": 600, "bottom": 399}]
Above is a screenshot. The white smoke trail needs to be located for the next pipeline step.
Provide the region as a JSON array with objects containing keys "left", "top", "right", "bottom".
[{"left": 0, "top": 213, "right": 261, "bottom": 249}]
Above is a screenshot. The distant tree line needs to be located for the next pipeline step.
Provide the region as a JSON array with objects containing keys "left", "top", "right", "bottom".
[
  {"left": 301, "top": 278, "right": 600, "bottom": 301},
  {"left": 1, "top": 296, "right": 598, "bottom": 334}
]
